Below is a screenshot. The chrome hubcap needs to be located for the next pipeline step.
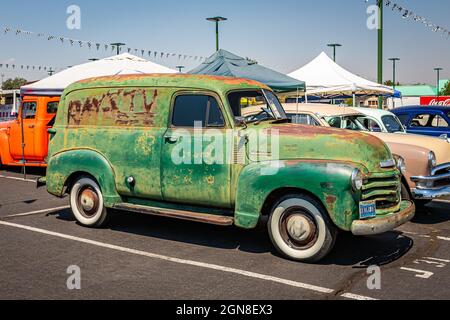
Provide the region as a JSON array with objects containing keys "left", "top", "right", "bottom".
[
  {"left": 286, "top": 215, "right": 313, "bottom": 242},
  {"left": 78, "top": 188, "right": 99, "bottom": 217}
]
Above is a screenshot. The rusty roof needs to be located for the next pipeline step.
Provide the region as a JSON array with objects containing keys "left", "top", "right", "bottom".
[{"left": 64, "top": 74, "right": 269, "bottom": 95}]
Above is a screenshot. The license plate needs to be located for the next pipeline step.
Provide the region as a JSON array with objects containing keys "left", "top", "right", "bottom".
[{"left": 359, "top": 201, "right": 377, "bottom": 219}]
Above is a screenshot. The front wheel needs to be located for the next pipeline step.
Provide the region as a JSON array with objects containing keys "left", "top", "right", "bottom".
[
  {"left": 268, "top": 194, "right": 337, "bottom": 263},
  {"left": 70, "top": 176, "right": 109, "bottom": 228}
]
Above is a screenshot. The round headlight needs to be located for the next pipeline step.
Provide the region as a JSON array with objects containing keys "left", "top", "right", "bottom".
[
  {"left": 395, "top": 156, "right": 406, "bottom": 174},
  {"left": 351, "top": 169, "right": 364, "bottom": 191},
  {"left": 428, "top": 151, "right": 437, "bottom": 171}
]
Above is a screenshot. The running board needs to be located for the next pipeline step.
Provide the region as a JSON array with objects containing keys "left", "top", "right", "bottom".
[{"left": 114, "top": 203, "right": 234, "bottom": 226}]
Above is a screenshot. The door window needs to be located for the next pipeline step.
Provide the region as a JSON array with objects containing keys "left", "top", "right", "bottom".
[
  {"left": 47, "top": 101, "right": 59, "bottom": 114},
  {"left": 288, "top": 113, "right": 320, "bottom": 126},
  {"left": 172, "top": 95, "right": 225, "bottom": 128},
  {"left": 22, "top": 102, "right": 37, "bottom": 119},
  {"left": 411, "top": 114, "right": 449, "bottom": 128}
]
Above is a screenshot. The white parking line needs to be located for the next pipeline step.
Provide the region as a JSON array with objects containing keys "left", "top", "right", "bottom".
[
  {"left": 0, "top": 220, "right": 376, "bottom": 300},
  {"left": 340, "top": 293, "right": 378, "bottom": 301},
  {"left": 0, "top": 175, "right": 36, "bottom": 183},
  {"left": 3, "top": 206, "right": 70, "bottom": 218}
]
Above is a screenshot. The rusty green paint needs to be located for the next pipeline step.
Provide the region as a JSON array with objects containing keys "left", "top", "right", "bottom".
[{"left": 47, "top": 74, "right": 404, "bottom": 232}]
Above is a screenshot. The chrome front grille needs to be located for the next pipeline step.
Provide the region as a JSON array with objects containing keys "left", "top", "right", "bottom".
[{"left": 361, "top": 174, "right": 400, "bottom": 210}]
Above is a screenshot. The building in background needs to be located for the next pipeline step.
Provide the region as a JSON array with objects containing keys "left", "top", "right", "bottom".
[{"left": 387, "top": 79, "right": 449, "bottom": 108}]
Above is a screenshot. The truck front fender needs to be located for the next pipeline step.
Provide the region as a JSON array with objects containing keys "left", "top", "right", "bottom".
[
  {"left": 46, "top": 148, "right": 121, "bottom": 206},
  {"left": 235, "top": 160, "right": 365, "bottom": 230}
]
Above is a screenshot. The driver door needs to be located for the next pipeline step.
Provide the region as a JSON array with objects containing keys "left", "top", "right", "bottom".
[
  {"left": 9, "top": 101, "right": 37, "bottom": 161},
  {"left": 161, "top": 92, "right": 232, "bottom": 209}
]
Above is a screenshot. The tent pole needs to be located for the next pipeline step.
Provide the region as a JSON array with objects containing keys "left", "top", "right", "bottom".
[
  {"left": 353, "top": 92, "right": 356, "bottom": 108},
  {"left": 305, "top": 92, "right": 308, "bottom": 103},
  {"left": 296, "top": 86, "right": 299, "bottom": 115}
]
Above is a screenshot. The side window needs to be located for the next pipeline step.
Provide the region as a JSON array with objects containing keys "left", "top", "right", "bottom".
[
  {"left": 47, "top": 101, "right": 59, "bottom": 114},
  {"left": 411, "top": 114, "right": 449, "bottom": 128},
  {"left": 172, "top": 95, "right": 224, "bottom": 128},
  {"left": 365, "top": 118, "right": 382, "bottom": 132},
  {"left": 433, "top": 115, "right": 449, "bottom": 127},
  {"left": 289, "top": 114, "right": 319, "bottom": 126},
  {"left": 22, "top": 102, "right": 37, "bottom": 119}
]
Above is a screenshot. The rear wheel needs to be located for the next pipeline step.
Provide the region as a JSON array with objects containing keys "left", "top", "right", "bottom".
[
  {"left": 268, "top": 194, "right": 337, "bottom": 263},
  {"left": 70, "top": 176, "right": 109, "bottom": 228}
]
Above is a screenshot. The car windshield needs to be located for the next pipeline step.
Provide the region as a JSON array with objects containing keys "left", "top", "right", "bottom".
[
  {"left": 228, "top": 89, "right": 287, "bottom": 124},
  {"left": 382, "top": 115, "right": 405, "bottom": 133},
  {"left": 325, "top": 116, "right": 368, "bottom": 131}
]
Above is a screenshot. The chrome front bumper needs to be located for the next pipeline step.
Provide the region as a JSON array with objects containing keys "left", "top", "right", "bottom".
[
  {"left": 351, "top": 200, "right": 415, "bottom": 236},
  {"left": 411, "top": 163, "right": 450, "bottom": 200}
]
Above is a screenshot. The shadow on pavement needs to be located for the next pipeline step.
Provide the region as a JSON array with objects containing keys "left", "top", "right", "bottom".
[
  {"left": 0, "top": 167, "right": 46, "bottom": 177},
  {"left": 52, "top": 208, "right": 413, "bottom": 267},
  {"left": 410, "top": 201, "right": 450, "bottom": 225}
]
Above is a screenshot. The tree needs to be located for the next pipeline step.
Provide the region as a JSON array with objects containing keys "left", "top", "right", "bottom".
[
  {"left": 440, "top": 81, "right": 450, "bottom": 96},
  {"left": 1, "top": 77, "right": 28, "bottom": 90},
  {"left": 384, "top": 80, "right": 400, "bottom": 87}
]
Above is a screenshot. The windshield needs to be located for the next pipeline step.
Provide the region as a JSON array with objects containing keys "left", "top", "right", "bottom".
[
  {"left": 228, "top": 89, "right": 287, "bottom": 124},
  {"left": 382, "top": 115, "right": 405, "bottom": 133},
  {"left": 325, "top": 116, "right": 368, "bottom": 131}
]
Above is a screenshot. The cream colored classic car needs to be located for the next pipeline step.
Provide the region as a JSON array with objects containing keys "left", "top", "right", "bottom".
[{"left": 281, "top": 103, "right": 450, "bottom": 205}]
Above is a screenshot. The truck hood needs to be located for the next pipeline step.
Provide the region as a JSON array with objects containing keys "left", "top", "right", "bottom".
[
  {"left": 370, "top": 132, "right": 450, "bottom": 164},
  {"left": 243, "top": 123, "right": 393, "bottom": 173}
]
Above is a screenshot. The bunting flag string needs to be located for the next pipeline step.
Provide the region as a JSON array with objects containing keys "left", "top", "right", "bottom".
[
  {"left": 0, "top": 61, "right": 61, "bottom": 73},
  {"left": 1, "top": 25, "right": 207, "bottom": 61},
  {"left": 376, "top": 0, "right": 450, "bottom": 39}
]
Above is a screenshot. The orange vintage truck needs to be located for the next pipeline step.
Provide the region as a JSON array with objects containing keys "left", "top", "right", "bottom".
[{"left": 0, "top": 96, "right": 59, "bottom": 167}]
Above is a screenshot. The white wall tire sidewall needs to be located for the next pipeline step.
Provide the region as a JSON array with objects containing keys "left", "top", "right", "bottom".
[
  {"left": 270, "top": 198, "right": 327, "bottom": 261},
  {"left": 70, "top": 178, "right": 105, "bottom": 227}
]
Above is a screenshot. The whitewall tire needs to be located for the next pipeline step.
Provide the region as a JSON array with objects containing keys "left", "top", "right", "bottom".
[
  {"left": 70, "top": 177, "right": 109, "bottom": 228},
  {"left": 268, "top": 194, "right": 337, "bottom": 262}
]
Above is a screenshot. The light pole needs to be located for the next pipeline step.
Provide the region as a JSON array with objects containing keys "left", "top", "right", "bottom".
[
  {"left": 377, "top": 0, "right": 384, "bottom": 110},
  {"left": 206, "top": 17, "right": 227, "bottom": 51},
  {"left": 110, "top": 43, "right": 126, "bottom": 55},
  {"left": 327, "top": 43, "right": 342, "bottom": 62},
  {"left": 435, "top": 67, "right": 443, "bottom": 97},
  {"left": 1, "top": 74, "right": 4, "bottom": 90},
  {"left": 388, "top": 58, "right": 400, "bottom": 108}
]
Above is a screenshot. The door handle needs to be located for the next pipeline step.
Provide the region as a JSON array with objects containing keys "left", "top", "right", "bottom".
[
  {"left": 165, "top": 135, "right": 179, "bottom": 143},
  {"left": 28, "top": 125, "right": 35, "bottom": 129}
]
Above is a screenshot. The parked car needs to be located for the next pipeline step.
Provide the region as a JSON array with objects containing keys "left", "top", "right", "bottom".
[
  {"left": 43, "top": 74, "right": 414, "bottom": 263},
  {"left": 351, "top": 107, "right": 407, "bottom": 134},
  {"left": 392, "top": 105, "right": 450, "bottom": 140},
  {"left": 283, "top": 103, "right": 450, "bottom": 205},
  {"left": 0, "top": 96, "right": 59, "bottom": 167}
]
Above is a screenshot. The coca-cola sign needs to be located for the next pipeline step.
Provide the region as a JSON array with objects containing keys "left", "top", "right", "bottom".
[{"left": 420, "top": 96, "right": 450, "bottom": 106}]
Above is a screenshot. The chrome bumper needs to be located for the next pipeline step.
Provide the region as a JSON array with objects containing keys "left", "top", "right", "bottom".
[
  {"left": 351, "top": 200, "right": 415, "bottom": 236},
  {"left": 411, "top": 163, "right": 450, "bottom": 200}
]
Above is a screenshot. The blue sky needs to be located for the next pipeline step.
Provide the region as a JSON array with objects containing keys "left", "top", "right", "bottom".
[{"left": 0, "top": 0, "right": 449, "bottom": 84}]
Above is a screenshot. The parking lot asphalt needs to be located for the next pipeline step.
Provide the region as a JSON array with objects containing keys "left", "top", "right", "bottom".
[{"left": 0, "top": 168, "right": 449, "bottom": 300}]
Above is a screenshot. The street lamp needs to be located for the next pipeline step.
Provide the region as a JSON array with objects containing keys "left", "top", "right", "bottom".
[
  {"left": 175, "top": 66, "right": 185, "bottom": 73},
  {"left": 377, "top": 0, "right": 384, "bottom": 109},
  {"left": 388, "top": 58, "right": 400, "bottom": 91},
  {"left": 110, "top": 43, "right": 126, "bottom": 55},
  {"left": 434, "top": 67, "right": 443, "bottom": 97},
  {"left": 206, "top": 17, "right": 227, "bottom": 51},
  {"left": 327, "top": 43, "right": 342, "bottom": 62},
  {"left": 388, "top": 58, "right": 400, "bottom": 108}
]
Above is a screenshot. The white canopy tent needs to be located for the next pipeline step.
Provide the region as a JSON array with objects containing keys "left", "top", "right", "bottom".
[
  {"left": 288, "top": 52, "right": 394, "bottom": 97},
  {"left": 21, "top": 53, "right": 177, "bottom": 96}
]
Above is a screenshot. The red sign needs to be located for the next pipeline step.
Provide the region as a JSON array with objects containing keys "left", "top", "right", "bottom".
[{"left": 420, "top": 96, "right": 450, "bottom": 106}]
